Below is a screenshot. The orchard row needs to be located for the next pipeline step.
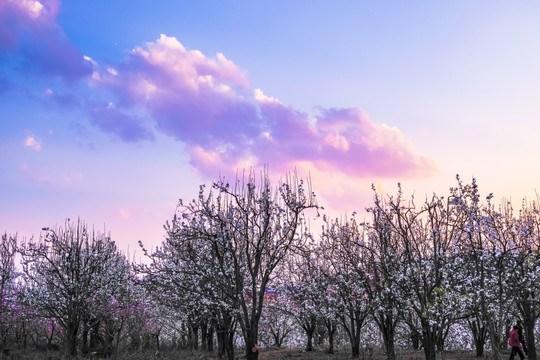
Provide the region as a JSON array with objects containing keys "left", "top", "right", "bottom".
[{"left": 2, "top": 171, "right": 540, "bottom": 360}]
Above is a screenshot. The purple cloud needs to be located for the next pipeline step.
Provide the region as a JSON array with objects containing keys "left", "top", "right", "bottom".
[
  {"left": 0, "top": 0, "right": 437, "bottom": 210},
  {"left": 91, "top": 34, "right": 436, "bottom": 180},
  {"left": 90, "top": 104, "right": 155, "bottom": 142},
  {"left": 0, "top": 0, "right": 91, "bottom": 81}
]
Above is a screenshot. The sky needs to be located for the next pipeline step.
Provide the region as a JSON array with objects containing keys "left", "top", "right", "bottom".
[{"left": 2, "top": 0, "right": 540, "bottom": 257}]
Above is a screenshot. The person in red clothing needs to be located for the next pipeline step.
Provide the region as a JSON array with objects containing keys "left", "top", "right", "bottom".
[{"left": 508, "top": 325, "right": 525, "bottom": 360}]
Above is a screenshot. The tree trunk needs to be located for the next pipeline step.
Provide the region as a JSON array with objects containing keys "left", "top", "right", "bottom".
[
  {"left": 381, "top": 328, "right": 396, "bottom": 360},
  {"left": 130, "top": 333, "right": 141, "bottom": 351},
  {"left": 66, "top": 320, "right": 79, "bottom": 357},
  {"left": 325, "top": 322, "right": 337, "bottom": 354},
  {"left": 207, "top": 323, "right": 214, "bottom": 352},
  {"left": 225, "top": 330, "right": 234, "bottom": 360},
  {"left": 351, "top": 339, "right": 360, "bottom": 358},
  {"left": 350, "top": 313, "right": 362, "bottom": 358},
  {"left": 378, "top": 313, "right": 396, "bottom": 360},
  {"left": 114, "top": 322, "right": 123, "bottom": 360},
  {"left": 481, "top": 315, "right": 503, "bottom": 360},
  {"left": 475, "top": 336, "right": 485, "bottom": 357},
  {"left": 306, "top": 330, "right": 314, "bottom": 352},
  {"left": 215, "top": 318, "right": 235, "bottom": 360},
  {"left": 244, "top": 326, "right": 260, "bottom": 360},
  {"left": 191, "top": 323, "right": 199, "bottom": 350},
  {"left": 90, "top": 319, "right": 101, "bottom": 350},
  {"left": 217, "top": 329, "right": 225, "bottom": 359},
  {"left": 272, "top": 328, "right": 283, "bottom": 348},
  {"left": 421, "top": 328, "right": 437, "bottom": 360},
  {"left": 47, "top": 321, "right": 55, "bottom": 347},
  {"left": 154, "top": 332, "right": 160, "bottom": 352},
  {"left": 422, "top": 344, "right": 436, "bottom": 360},
  {"left": 316, "top": 323, "right": 325, "bottom": 347},
  {"left": 339, "top": 311, "right": 361, "bottom": 358},
  {"left": 524, "top": 319, "right": 536, "bottom": 360},
  {"left": 201, "top": 319, "right": 208, "bottom": 351},
  {"left": 411, "top": 329, "right": 421, "bottom": 350},
  {"left": 81, "top": 319, "right": 89, "bottom": 355}
]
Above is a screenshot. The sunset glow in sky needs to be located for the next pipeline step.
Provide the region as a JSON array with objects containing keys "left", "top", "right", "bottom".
[{"left": 2, "top": 0, "right": 540, "bottom": 255}]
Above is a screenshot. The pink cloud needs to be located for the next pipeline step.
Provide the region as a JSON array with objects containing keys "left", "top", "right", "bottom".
[
  {"left": 91, "top": 34, "right": 436, "bottom": 185},
  {"left": 0, "top": 0, "right": 91, "bottom": 81},
  {"left": 23, "top": 135, "right": 42, "bottom": 150},
  {"left": 313, "top": 108, "right": 437, "bottom": 178},
  {"left": 95, "top": 35, "right": 257, "bottom": 153},
  {"left": 118, "top": 208, "right": 132, "bottom": 220},
  {"left": 251, "top": 103, "right": 437, "bottom": 179}
]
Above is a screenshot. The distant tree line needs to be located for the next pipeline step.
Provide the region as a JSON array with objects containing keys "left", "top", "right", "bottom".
[{"left": 2, "top": 171, "right": 540, "bottom": 360}]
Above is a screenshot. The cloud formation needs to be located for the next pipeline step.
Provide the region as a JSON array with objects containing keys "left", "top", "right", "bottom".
[
  {"left": 0, "top": 0, "right": 91, "bottom": 81},
  {"left": 4, "top": 0, "right": 437, "bottom": 210},
  {"left": 90, "top": 103, "right": 155, "bottom": 142},
  {"left": 93, "top": 35, "right": 258, "bottom": 150},
  {"left": 92, "top": 34, "right": 436, "bottom": 182},
  {"left": 24, "top": 135, "right": 41, "bottom": 150}
]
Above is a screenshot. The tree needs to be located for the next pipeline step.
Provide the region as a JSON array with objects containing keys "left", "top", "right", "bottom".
[
  {"left": 371, "top": 185, "right": 469, "bottom": 360},
  {"left": 0, "top": 233, "right": 18, "bottom": 349},
  {"left": 319, "top": 214, "right": 372, "bottom": 358},
  {"left": 82, "top": 251, "right": 133, "bottom": 358},
  {"left": 164, "top": 169, "right": 317, "bottom": 360},
  {"left": 304, "top": 248, "right": 340, "bottom": 354},
  {"left": 364, "top": 203, "right": 403, "bottom": 360},
  {"left": 137, "top": 225, "right": 238, "bottom": 359},
  {"left": 281, "top": 256, "right": 320, "bottom": 353},
  {"left": 20, "top": 219, "right": 127, "bottom": 357},
  {"left": 258, "top": 289, "right": 295, "bottom": 348},
  {"left": 506, "top": 198, "right": 540, "bottom": 360},
  {"left": 453, "top": 178, "right": 514, "bottom": 360}
]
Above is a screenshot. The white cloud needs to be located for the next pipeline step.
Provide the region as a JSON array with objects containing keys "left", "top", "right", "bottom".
[
  {"left": 15, "top": 0, "right": 45, "bottom": 19},
  {"left": 24, "top": 136, "right": 42, "bottom": 151},
  {"left": 254, "top": 88, "right": 280, "bottom": 104}
]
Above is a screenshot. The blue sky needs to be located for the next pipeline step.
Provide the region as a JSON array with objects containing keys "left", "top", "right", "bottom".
[{"left": 2, "top": 0, "right": 540, "bottom": 255}]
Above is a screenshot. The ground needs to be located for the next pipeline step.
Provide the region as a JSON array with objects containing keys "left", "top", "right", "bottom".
[
  {"left": 4, "top": 347, "right": 516, "bottom": 359},
  {"left": 177, "top": 347, "right": 515, "bottom": 360},
  {"left": 257, "top": 348, "right": 488, "bottom": 360}
]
